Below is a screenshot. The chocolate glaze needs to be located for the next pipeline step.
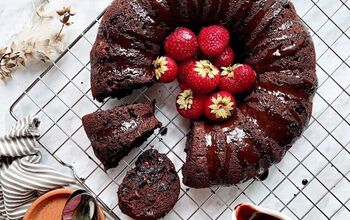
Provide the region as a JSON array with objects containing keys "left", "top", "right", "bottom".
[
  {"left": 258, "top": 170, "right": 269, "bottom": 181},
  {"left": 244, "top": 0, "right": 278, "bottom": 35},
  {"left": 245, "top": 0, "right": 291, "bottom": 48},
  {"left": 159, "top": 127, "right": 168, "bottom": 136},
  {"left": 302, "top": 179, "right": 308, "bottom": 186},
  {"left": 223, "top": 139, "right": 233, "bottom": 180},
  {"left": 205, "top": 125, "right": 220, "bottom": 181}
]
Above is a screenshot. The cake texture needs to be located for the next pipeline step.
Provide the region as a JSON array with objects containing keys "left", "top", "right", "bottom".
[
  {"left": 90, "top": 0, "right": 317, "bottom": 187},
  {"left": 118, "top": 149, "right": 180, "bottom": 220},
  {"left": 82, "top": 101, "right": 161, "bottom": 170}
]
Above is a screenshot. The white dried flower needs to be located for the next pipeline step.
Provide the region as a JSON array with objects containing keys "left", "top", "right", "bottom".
[
  {"left": 36, "top": 3, "right": 53, "bottom": 19},
  {"left": 0, "top": 3, "right": 76, "bottom": 80}
]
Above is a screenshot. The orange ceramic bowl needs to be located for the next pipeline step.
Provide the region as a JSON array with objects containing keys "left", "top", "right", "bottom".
[{"left": 24, "top": 188, "right": 105, "bottom": 220}]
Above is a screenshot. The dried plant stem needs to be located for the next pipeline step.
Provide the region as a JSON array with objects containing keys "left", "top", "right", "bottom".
[{"left": 56, "top": 24, "right": 65, "bottom": 40}]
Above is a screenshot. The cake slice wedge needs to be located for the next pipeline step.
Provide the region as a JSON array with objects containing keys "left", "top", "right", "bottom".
[{"left": 82, "top": 101, "right": 161, "bottom": 170}]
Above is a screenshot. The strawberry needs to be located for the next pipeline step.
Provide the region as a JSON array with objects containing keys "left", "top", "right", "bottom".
[
  {"left": 164, "top": 27, "right": 198, "bottom": 61},
  {"left": 179, "top": 82, "right": 190, "bottom": 90},
  {"left": 211, "top": 47, "right": 235, "bottom": 68},
  {"left": 177, "top": 60, "right": 195, "bottom": 85},
  {"left": 204, "top": 91, "right": 236, "bottom": 122},
  {"left": 153, "top": 56, "right": 178, "bottom": 83},
  {"left": 186, "top": 60, "right": 220, "bottom": 94},
  {"left": 176, "top": 89, "right": 206, "bottom": 120},
  {"left": 198, "top": 25, "right": 230, "bottom": 57},
  {"left": 219, "top": 64, "right": 257, "bottom": 94}
]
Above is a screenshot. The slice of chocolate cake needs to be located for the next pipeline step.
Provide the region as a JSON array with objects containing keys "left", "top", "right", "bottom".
[
  {"left": 118, "top": 149, "right": 180, "bottom": 220},
  {"left": 82, "top": 101, "right": 161, "bottom": 170}
]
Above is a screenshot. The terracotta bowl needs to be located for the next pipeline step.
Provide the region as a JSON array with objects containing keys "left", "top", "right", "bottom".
[{"left": 24, "top": 188, "right": 105, "bottom": 220}]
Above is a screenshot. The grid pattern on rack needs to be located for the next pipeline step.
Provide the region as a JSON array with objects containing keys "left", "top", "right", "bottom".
[{"left": 9, "top": 0, "right": 350, "bottom": 219}]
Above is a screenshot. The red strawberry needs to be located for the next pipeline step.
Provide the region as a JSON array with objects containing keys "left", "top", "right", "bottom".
[
  {"left": 198, "top": 25, "right": 230, "bottom": 57},
  {"left": 176, "top": 89, "right": 206, "bottom": 120},
  {"left": 219, "top": 64, "right": 257, "bottom": 94},
  {"left": 179, "top": 82, "right": 190, "bottom": 90},
  {"left": 204, "top": 91, "right": 236, "bottom": 122},
  {"left": 211, "top": 47, "right": 235, "bottom": 68},
  {"left": 164, "top": 27, "right": 198, "bottom": 61},
  {"left": 153, "top": 56, "right": 178, "bottom": 83},
  {"left": 186, "top": 60, "right": 220, "bottom": 94},
  {"left": 177, "top": 60, "right": 195, "bottom": 85}
]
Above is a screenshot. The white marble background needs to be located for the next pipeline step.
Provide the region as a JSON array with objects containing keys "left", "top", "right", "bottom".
[{"left": 1, "top": 0, "right": 350, "bottom": 219}]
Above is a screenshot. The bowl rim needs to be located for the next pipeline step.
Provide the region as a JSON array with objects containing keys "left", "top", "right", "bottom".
[{"left": 23, "top": 188, "right": 105, "bottom": 220}]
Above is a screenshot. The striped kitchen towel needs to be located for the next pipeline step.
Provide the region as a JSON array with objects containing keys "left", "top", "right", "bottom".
[{"left": 0, "top": 116, "right": 74, "bottom": 220}]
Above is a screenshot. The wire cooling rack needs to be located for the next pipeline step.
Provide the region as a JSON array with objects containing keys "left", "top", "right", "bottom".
[{"left": 8, "top": 0, "right": 350, "bottom": 219}]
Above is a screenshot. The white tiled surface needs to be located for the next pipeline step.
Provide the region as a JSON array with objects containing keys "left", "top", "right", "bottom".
[{"left": 4, "top": 0, "right": 350, "bottom": 219}]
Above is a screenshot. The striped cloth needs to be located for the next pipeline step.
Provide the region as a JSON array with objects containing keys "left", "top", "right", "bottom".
[{"left": 0, "top": 116, "right": 74, "bottom": 220}]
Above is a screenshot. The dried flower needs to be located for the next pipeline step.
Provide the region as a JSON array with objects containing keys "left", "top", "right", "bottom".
[
  {"left": 0, "top": 47, "right": 6, "bottom": 57},
  {"left": 56, "top": 6, "right": 76, "bottom": 39},
  {"left": 0, "top": 3, "right": 76, "bottom": 80},
  {"left": 36, "top": 51, "right": 50, "bottom": 63},
  {"left": 36, "top": 3, "right": 53, "bottom": 19},
  {"left": 0, "top": 46, "right": 28, "bottom": 79}
]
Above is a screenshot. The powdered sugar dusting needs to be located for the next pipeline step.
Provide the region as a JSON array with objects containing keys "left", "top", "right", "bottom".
[
  {"left": 248, "top": 117, "right": 258, "bottom": 125},
  {"left": 273, "top": 49, "right": 281, "bottom": 57},
  {"left": 267, "top": 90, "right": 288, "bottom": 104},
  {"left": 278, "top": 21, "right": 294, "bottom": 31},
  {"left": 282, "top": 43, "right": 296, "bottom": 51},
  {"left": 205, "top": 134, "right": 212, "bottom": 147},
  {"left": 121, "top": 120, "right": 138, "bottom": 132},
  {"left": 274, "top": 34, "right": 289, "bottom": 41},
  {"left": 226, "top": 128, "right": 246, "bottom": 144}
]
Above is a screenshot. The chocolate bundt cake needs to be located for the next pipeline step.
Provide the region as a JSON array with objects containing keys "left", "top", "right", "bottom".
[
  {"left": 82, "top": 101, "right": 161, "bottom": 170},
  {"left": 90, "top": 0, "right": 317, "bottom": 186},
  {"left": 118, "top": 149, "right": 180, "bottom": 220}
]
